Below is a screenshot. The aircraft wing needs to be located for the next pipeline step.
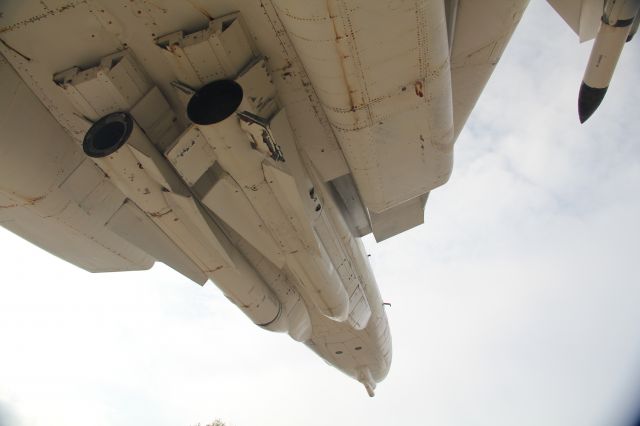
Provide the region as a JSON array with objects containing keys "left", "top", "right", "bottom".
[
  {"left": 547, "top": 0, "right": 603, "bottom": 42},
  {"left": 449, "top": 1, "right": 530, "bottom": 141},
  {"left": 0, "top": 0, "right": 535, "bottom": 394},
  {"left": 0, "top": 1, "right": 531, "bottom": 249},
  {"left": 0, "top": 59, "right": 155, "bottom": 274}
]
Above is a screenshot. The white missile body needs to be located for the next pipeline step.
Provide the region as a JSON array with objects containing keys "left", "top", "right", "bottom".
[
  {"left": 579, "top": 0, "right": 640, "bottom": 122},
  {"left": 82, "top": 111, "right": 291, "bottom": 332}
]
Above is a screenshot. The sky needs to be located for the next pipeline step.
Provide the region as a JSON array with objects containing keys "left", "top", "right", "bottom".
[{"left": 1, "top": 1, "right": 640, "bottom": 425}]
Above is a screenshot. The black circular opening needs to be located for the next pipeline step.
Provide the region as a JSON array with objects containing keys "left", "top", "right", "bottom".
[
  {"left": 94, "top": 121, "right": 125, "bottom": 150},
  {"left": 187, "top": 80, "right": 243, "bottom": 125},
  {"left": 83, "top": 112, "right": 133, "bottom": 158}
]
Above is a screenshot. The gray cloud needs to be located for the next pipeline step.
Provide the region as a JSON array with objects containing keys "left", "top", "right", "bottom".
[{"left": 0, "top": 401, "right": 21, "bottom": 426}]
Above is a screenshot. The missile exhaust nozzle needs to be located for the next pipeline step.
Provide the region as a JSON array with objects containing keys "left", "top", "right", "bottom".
[
  {"left": 187, "top": 79, "right": 244, "bottom": 125},
  {"left": 83, "top": 112, "right": 133, "bottom": 158}
]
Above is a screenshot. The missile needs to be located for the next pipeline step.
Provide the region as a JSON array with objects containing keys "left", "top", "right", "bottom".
[
  {"left": 186, "top": 78, "right": 353, "bottom": 323},
  {"left": 83, "top": 111, "right": 291, "bottom": 332},
  {"left": 578, "top": 0, "right": 640, "bottom": 123}
]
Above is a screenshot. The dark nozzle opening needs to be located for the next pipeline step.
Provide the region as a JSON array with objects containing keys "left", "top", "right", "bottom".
[
  {"left": 83, "top": 112, "right": 133, "bottom": 158},
  {"left": 187, "top": 80, "right": 243, "bottom": 125}
]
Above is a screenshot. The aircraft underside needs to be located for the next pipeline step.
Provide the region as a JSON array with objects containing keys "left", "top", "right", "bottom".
[{"left": 0, "top": 0, "right": 536, "bottom": 395}]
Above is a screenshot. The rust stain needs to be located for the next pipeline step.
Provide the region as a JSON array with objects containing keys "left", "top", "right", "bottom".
[
  {"left": 272, "top": 61, "right": 293, "bottom": 72},
  {"left": 0, "top": 0, "right": 87, "bottom": 34},
  {"left": 0, "top": 193, "right": 46, "bottom": 209},
  {"left": 327, "top": 1, "right": 357, "bottom": 112},
  {"left": 0, "top": 38, "right": 31, "bottom": 61},
  {"left": 26, "top": 195, "right": 46, "bottom": 204},
  {"left": 271, "top": 4, "right": 329, "bottom": 23},
  {"left": 144, "top": 0, "right": 168, "bottom": 14},
  {"left": 176, "top": 139, "right": 196, "bottom": 158},
  {"left": 150, "top": 208, "right": 172, "bottom": 218}
]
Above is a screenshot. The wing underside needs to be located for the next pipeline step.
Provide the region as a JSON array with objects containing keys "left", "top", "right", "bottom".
[
  {"left": 0, "top": 58, "right": 154, "bottom": 273},
  {"left": 0, "top": 0, "right": 535, "bottom": 393},
  {"left": 547, "top": 0, "right": 602, "bottom": 42}
]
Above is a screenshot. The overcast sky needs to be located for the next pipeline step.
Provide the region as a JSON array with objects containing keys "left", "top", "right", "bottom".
[{"left": 2, "top": 2, "right": 640, "bottom": 425}]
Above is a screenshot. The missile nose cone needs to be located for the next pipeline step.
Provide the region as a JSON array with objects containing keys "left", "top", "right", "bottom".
[{"left": 578, "top": 82, "right": 608, "bottom": 123}]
